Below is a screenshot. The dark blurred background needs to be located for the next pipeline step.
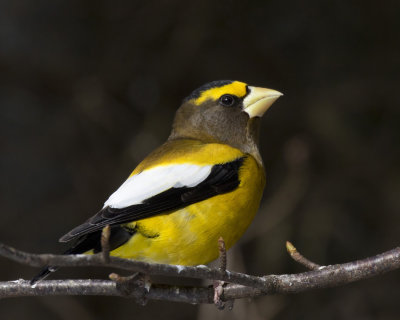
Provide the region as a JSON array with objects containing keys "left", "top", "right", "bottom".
[{"left": 1, "top": 0, "right": 399, "bottom": 319}]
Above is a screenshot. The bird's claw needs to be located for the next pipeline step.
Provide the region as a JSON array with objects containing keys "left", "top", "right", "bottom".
[
  {"left": 109, "top": 272, "right": 150, "bottom": 305},
  {"left": 213, "top": 280, "right": 225, "bottom": 310}
]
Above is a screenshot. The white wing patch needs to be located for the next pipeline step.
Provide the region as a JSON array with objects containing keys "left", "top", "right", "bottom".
[{"left": 103, "top": 164, "right": 213, "bottom": 209}]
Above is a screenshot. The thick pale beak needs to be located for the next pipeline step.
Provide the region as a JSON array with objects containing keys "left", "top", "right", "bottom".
[{"left": 243, "top": 86, "right": 283, "bottom": 118}]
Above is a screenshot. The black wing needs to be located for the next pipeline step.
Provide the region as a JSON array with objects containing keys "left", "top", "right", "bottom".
[{"left": 59, "top": 157, "right": 245, "bottom": 242}]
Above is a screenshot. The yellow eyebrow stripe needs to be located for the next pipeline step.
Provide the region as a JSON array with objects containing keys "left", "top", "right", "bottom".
[{"left": 192, "top": 81, "right": 248, "bottom": 105}]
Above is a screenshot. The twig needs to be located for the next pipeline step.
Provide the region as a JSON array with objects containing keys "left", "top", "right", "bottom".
[
  {"left": 286, "top": 241, "right": 321, "bottom": 270},
  {"left": 218, "top": 237, "right": 227, "bottom": 272},
  {"left": 101, "top": 225, "right": 111, "bottom": 264},
  {"left": 213, "top": 237, "right": 227, "bottom": 309}
]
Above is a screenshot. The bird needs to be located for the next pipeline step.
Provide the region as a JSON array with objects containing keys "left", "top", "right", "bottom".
[{"left": 31, "top": 80, "right": 282, "bottom": 284}]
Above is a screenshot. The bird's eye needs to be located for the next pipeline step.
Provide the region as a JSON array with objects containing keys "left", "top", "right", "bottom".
[{"left": 219, "top": 94, "right": 237, "bottom": 107}]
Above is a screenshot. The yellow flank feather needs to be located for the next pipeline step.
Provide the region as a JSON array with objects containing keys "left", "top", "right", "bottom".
[
  {"left": 111, "top": 139, "right": 265, "bottom": 265},
  {"left": 192, "top": 81, "right": 248, "bottom": 106}
]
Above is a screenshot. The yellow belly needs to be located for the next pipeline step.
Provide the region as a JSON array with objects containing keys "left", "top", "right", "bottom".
[{"left": 109, "top": 155, "right": 265, "bottom": 265}]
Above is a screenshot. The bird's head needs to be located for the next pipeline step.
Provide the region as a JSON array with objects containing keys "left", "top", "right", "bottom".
[{"left": 169, "top": 80, "right": 282, "bottom": 159}]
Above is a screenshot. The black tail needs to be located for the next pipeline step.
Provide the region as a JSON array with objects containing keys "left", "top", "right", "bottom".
[{"left": 30, "top": 225, "right": 134, "bottom": 285}]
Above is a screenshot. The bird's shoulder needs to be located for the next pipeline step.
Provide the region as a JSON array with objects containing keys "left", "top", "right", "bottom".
[{"left": 131, "top": 138, "right": 246, "bottom": 176}]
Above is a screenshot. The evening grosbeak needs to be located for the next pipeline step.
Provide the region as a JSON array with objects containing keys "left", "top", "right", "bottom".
[{"left": 31, "top": 80, "right": 282, "bottom": 284}]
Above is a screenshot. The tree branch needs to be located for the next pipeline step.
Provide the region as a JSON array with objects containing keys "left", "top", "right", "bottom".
[
  {"left": 0, "top": 242, "right": 399, "bottom": 304},
  {"left": 0, "top": 242, "right": 269, "bottom": 289}
]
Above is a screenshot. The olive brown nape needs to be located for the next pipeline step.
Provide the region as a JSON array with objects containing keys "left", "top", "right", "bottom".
[{"left": 170, "top": 99, "right": 261, "bottom": 159}]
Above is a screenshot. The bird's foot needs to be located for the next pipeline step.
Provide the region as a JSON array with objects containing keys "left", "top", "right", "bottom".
[
  {"left": 109, "top": 272, "right": 151, "bottom": 305},
  {"left": 213, "top": 280, "right": 225, "bottom": 310}
]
